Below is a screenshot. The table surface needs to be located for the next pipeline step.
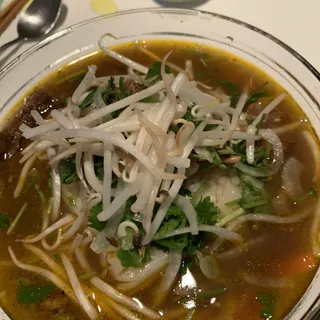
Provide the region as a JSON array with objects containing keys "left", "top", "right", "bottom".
[{"left": 0, "top": 0, "right": 319, "bottom": 72}]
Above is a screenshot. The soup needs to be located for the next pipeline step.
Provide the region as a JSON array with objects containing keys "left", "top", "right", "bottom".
[{"left": 0, "top": 37, "right": 319, "bottom": 320}]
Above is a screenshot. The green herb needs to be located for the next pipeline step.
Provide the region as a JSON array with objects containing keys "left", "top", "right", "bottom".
[
  {"left": 122, "top": 196, "right": 137, "bottom": 221},
  {"left": 55, "top": 70, "right": 86, "bottom": 85},
  {"left": 79, "top": 271, "right": 97, "bottom": 280},
  {"left": 192, "top": 148, "right": 227, "bottom": 170},
  {"left": 60, "top": 157, "right": 79, "bottom": 184},
  {"left": 229, "top": 140, "right": 271, "bottom": 168},
  {"left": 296, "top": 187, "right": 318, "bottom": 203},
  {"left": 183, "top": 197, "right": 220, "bottom": 256},
  {"left": 195, "top": 196, "right": 220, "bottom": 225},
  {"left": 17, "top": 282, "right": 56, "bottom": 305},
  {"left": 101, "top": 77, "right": 132, "bottom": 117},
  {"left": 16, "top": 277, "right": 32, "bottom": 286},
  {"left": 7, "top": 203, "right": 28, "bottom": 235},
  {"left": 255, "top": 113, "right": 266, "bottom": 134},
  {"left": 53, "top": 254, "right": 61, "bottom": 262},
  {"left": 212, "top": 148, "right": 227, "bottom": 170},
  {"left": 141, "top": 94, "right": 159, "bottom": 103},
  {"left": 88, "top": 202, "right": 106, "bottom": 231},
  {"left": 191, "top": 183, "right": 208, "bottom": 205},
  {"left": 239, "top": 176, "right": 269, "bottom": 213},
  {"left": 34, "top": 183, "right": 46, "bottom": 205},
  {"left": 79, "top": 88, "right": 98, "bottom": 109},
  {"left": 118, "top": 77, "right": 129, "bottom": 99},
  {"left": 246, "top": 92, "right": 268, "bottom": 106},
  {"left": 224, "top": 198, "right": 241, "bottom": 207},
  {"left": 154, "top": 204, "right": 188, "bottom": 250},
  {"left": 197, "top": 287, "right": 227, "bottom": 301},
  {"left": 145, "top": 61, "right": 172, "bottom": 82},
  {"left": 0, "top": 213, "right": 9, "bottom": 229},
  {"left": 117, "top": 248, "right": 151, "bottom": 268},
  {"left": 23, "top": 175, "right": 36, "bottom": 194},
  {"left": 94, "top": 156, "right": 104, "bottom": 181},
  {"left": 257, "top": 292, "right": 276, "bottom": 320},
  {"left": 219, "top": 80, "right": 240, "bottom": 106}
]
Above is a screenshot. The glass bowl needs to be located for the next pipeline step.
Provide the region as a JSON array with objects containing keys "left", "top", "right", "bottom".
[{"left": 0, "top": 8, "right": 319, "bottom": 320}]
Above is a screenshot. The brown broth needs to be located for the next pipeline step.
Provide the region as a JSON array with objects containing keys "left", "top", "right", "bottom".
[{"left": 0, "top": 39, "right": 319, "bottom": 320}]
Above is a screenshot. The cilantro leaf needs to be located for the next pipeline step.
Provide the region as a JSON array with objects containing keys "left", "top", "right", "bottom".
[
  {"left": 88, "top": 202, "right": 106, "bottom": 231},
  {"left": 153, "top": 204, "right": 188, "bottom": 250},
  {"left": 296, "top": 187, "right": 318, "bottom": 203},
  {"left": 246, "top": 92, "right": 268, "bottom": 106},
  {"left": 257, "top": 292, "right": 276, "bottom": 320},
  {"left": 195, "top": 196, "right": 220, "bottom": 225},
  {"left": 17, "top": 282, "right": 56, "bottom": 305},
  {"left": 117, "top": 248, "right": 151, "bottom": 268},
  {"left": 0, "top": 213, "right": 9, "bottom": 229},
  {"left": 145, "top": 61, "right": 172, "bottom": 82},
  {"left": 59, "top": 157, "right": 78, "bottom": 184},
  {"left": 219, "top": 80, "right": 240, "bottom": 106},
  {"left": 239, "top": 175, "right": 270, "bottom": 213}
]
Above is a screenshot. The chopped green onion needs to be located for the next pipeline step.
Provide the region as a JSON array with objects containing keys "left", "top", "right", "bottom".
[
  {"left": 7, "top": 203, "right": 28, "bottom": 235},
  {"left": 34, "top": 183, "right": 46, "bottom": 204},
  {"left": 296, "top": 187, "right": 318, "bottom": 203},
  {"left": 224, "top": 198, "right": 241, "bottom": 207},
  {"left": 241, "top": 199, "right": 269, "bottom": 209},
  {"left": 23, "top": 176, "right": 35, "bottom": 194}
]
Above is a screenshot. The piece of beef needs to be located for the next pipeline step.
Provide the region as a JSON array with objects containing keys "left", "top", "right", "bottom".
[{"left": 0, "top": 89, "right": 63, "bottom": 160}]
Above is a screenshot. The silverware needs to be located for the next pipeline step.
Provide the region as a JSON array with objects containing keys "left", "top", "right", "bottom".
[{"left": 0, "top": 0, "right": 62, "bottom": 55}]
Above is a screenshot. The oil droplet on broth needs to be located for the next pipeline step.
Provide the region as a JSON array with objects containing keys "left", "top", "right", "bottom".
[{"left": 89, "top": 0, "right": 117, "bottom": 15}]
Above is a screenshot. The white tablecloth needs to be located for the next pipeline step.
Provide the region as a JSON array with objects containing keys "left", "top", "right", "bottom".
[{"left": 0, "top": 0, "right": 319, "bottom": 71}]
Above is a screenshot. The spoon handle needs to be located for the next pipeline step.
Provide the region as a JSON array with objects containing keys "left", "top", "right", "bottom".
[{"left": 0, "top": 37, "right": 22, "bottom": 56}]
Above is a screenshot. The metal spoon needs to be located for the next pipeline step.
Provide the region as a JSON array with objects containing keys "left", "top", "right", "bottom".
[{"left": 0, "top": 0, "right": 62, "bottom": 55}]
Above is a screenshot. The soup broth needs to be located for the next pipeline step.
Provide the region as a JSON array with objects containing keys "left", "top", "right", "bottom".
[{"left": 0, "top": 39, "right": 319, "bottom": 320}]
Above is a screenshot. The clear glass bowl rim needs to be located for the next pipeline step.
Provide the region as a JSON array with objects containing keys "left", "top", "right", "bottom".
[
  {"left": 0, "top": 7, "right": 320, "bottom": 82},
  {"left": 0, "top": 7, "right": 320, "bottom": 320}
]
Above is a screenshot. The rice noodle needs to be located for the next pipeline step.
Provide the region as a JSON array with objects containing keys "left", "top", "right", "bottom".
[
  {"left": 99, "top": 36, "right": 148, "bottom": 74},
  {"left": 154, "top": 224, "right": 243, "bottom": 243},
  {"left": 252, "top": 93, "right": 286, "bottom": 127},
  {"left": 97, "top": 179, "right": 140, "bottom": 221},
  {"left": 14, "top": 153, "right": 38, "bottom": 198},
  {"left": 62, "top": 212, "right": 85, "bottom": 243},
  {"left": 75, "top": 248, "right": 159, "bottom": 319},
  {"left": 302, "top": 130, "right": 320, "bottom": 182},
  {"left": 157, "top": 249, "right": 182, "bottom": 297},
  {"left": 242, "top": 273, "right": 292, "bottom": 288},
  {"left": 22, "top": 214, "right": 74, "bottom": 243},
  {"left": 24, "top": 244, "right": 66, "bottom": 279},
  {"left": 261, "top": 129, "right": 284, "bottom": 175},
  {"left": 47, "top": 148, "right": 61, "bottom": 221},
  {"left": 174, "top": 195, "right": 198, "bottom": 235},
  {"left": 72, "top": 65, "right": 97, "bottom": 104},
  {"left": 282, "top": 157, "right": 303, "bottom": 199},
  {"left": 227, "top": 209, "right": 310, "bottom": 231},
  {"left": 61, "top": 254, "right": 98, "bottom": 319},
  {"left": 84, "top": 152, "right": 103, "bottom": 194},
  {"left": 8, "top": 247, "right": 77, "bottom": 304},
  {"left": 42, "top": 129, "right": 184, "bottom": 181}
]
